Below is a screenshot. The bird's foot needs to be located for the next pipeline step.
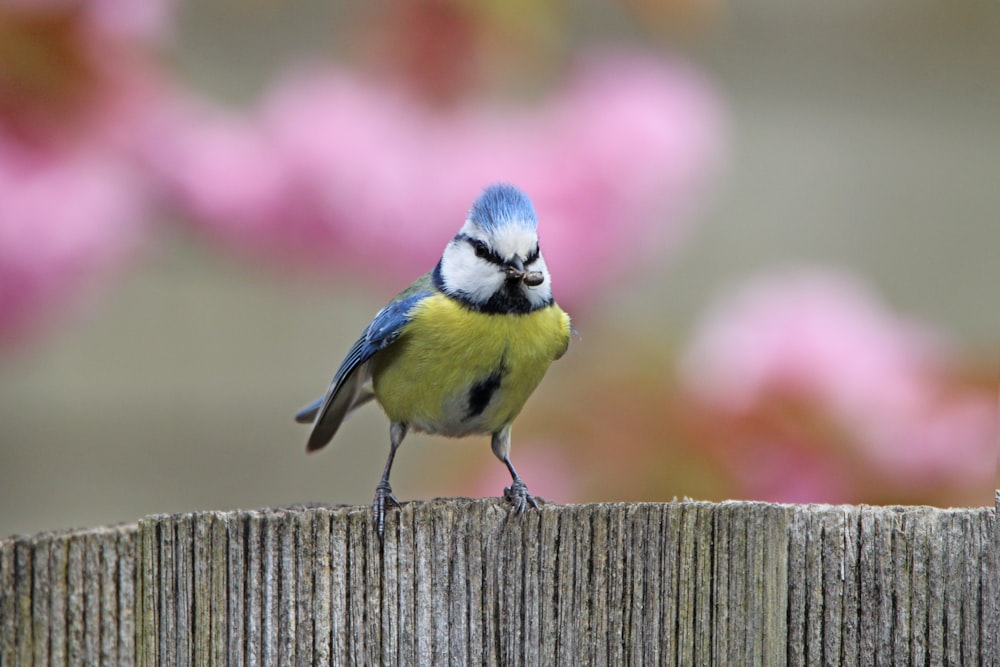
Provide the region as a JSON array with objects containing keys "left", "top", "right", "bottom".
[
  {"left": 503, "top": 479, "right": 540, "bottom": 513},
  {"left": 372, "top": 481, "right": 400, "bottom": 540}
]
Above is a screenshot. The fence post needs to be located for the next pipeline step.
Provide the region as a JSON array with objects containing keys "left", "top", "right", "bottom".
[{"left": 2, "top": 496, "right": 998, "bottom": 666}]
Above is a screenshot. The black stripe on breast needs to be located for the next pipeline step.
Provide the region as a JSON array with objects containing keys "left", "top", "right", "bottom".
[
  {"left": 477, "top": 282, "right": 538, "bottom": 314},
  {"left": 465, "top": 367, "right": 505, "bottom": 419}
]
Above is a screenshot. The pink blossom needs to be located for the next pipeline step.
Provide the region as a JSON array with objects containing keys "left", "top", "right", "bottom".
[
  {"left": 681, "top": 268, "right": 949, "bottom": 417},
  {"left": 137, "top": 97, "right": 304, "bottom": 244},
  {"left": 679, "top": 266, "right": 995, "bottom": 494},
  {"left": 860, "top": 392, "right": 996, "bottom": 486},
  {"left": 0, "top": 135, "right": 148, "bottom": 347},
  {"left": 0, "top": 0, "right": 177, "bottom": 347},
  {"left": 723, "top": 438, "right": 856, "bottom": 505},
  {"left": 2, "top": 0, "right": 175, "bottom": 42},
  {"left": 146, "top": 51, "right": 725, "bottom": 307}
]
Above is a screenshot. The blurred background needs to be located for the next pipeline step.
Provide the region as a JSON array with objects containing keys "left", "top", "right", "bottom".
[{"left": 1, "top": 0, "right": 998, "bottom": 538}]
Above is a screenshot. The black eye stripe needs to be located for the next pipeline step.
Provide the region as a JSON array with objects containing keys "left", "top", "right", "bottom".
[
  {"left": 458, "top": 234, "right": 504, "bottom": 265},
  {"left": 455, "top": 234, "right": 540, "bottom": 267}
]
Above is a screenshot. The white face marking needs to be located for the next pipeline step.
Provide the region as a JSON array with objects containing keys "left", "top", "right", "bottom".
[{"left": 438, "top": 219, "right": 553, "bottom": 308}]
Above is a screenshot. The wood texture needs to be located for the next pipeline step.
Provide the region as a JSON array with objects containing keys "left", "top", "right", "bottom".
[{"left": 1, "top": 496, "right": 997, "bottom": 666}]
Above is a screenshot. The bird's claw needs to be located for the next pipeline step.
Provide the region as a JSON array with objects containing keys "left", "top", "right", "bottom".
[
  {"left": 372, "top": 481, "right": 400, "bottom": 540},
  {"left": 503, "top": 479, "right": 539, "bottom": 513}
]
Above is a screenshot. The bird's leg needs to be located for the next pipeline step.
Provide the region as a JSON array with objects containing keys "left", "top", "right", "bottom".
[
  {"left": 491, "top": 427, "right": 539, "bottom": 513},
  {"left": 502, "top": 456, "right": 540, "bottom": 513},
  {"left": 373, "top": 422, "right": 407, "bottom": 540}
]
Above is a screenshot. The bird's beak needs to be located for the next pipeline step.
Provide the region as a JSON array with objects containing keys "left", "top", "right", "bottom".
[
  {"left": 506, "top": 256, "right": 526, "bottom": 277},
  {"left": 505, "top": 256, "right": 544, "bottom": 287}
]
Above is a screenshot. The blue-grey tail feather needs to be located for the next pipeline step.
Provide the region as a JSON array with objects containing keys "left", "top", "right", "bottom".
[
  {"left": 294, "top": 397, "right": 324, "bottom": 424},
  {"left": 306, "top": 361, "right": 375, "bottom": 451},
  {"left": 294, "top": 389, "right": 375, "bottom": 425}
]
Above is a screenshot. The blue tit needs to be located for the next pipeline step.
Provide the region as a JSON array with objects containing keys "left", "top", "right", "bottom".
[{"left": 295, "top": 183, "right": 571, "bottom": 538}]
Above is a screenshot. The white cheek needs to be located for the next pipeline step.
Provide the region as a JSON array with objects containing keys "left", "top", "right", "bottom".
[
  {"left": 441, "top": 243, "right": 503, "bottom": 300},
  {"left": 528, "top": 253, "right": 549, "bottom": 277},
  {"left": 523, "top": 254, "right": 554, "bottom": 306}
]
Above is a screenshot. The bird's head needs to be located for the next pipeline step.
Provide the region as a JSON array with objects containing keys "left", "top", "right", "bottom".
[{"left": 435, "top": 184, "right": 554, "bottom": 314}]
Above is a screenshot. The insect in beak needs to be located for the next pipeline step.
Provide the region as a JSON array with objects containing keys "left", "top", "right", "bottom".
[
  {"left": 522, "top": 271, "right": 544, "bottom": 287},
  {"left": 504, "top": 256, "right": 544, "bottom": 287}
]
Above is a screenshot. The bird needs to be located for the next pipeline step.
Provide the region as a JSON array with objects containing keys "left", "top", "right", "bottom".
[{"left": 295, "top": 183, "right": 572, "bottom": 539}]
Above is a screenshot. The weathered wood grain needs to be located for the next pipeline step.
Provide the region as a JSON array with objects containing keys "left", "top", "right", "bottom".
[
  {"left": 1, "top": 497, "right": 997, "bottom": 666},
  {"left": 0, "top": 525, "right": 137, "bottom": 667}
]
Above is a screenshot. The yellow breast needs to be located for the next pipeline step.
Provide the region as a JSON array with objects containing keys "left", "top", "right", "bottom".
[{"left": 370, "top": 293, "right": 570, "bottom": 436}]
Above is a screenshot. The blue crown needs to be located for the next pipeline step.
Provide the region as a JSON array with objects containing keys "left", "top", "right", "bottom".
[{"left": 468, "top": 183, "right": 538, "bottom": 232}]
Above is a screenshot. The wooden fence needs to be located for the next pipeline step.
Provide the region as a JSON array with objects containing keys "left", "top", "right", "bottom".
[{"left": 2, "top": 495, "right": 998, "bottom": 666}]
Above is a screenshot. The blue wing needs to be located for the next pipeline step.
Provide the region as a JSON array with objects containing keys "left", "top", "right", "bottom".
[{"left": 299, "top": 292, "right": 430, "bottom": 452}]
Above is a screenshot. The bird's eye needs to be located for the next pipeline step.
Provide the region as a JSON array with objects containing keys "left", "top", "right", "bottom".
[{"left": 474, "top": 241, "right": 489, "bottom": 259}]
